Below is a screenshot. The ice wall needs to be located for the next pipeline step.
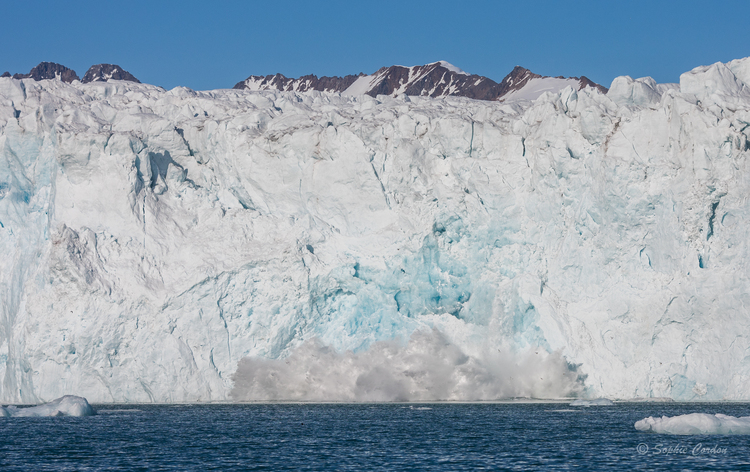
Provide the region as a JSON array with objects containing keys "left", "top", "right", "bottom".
[{"left": 1, "top": 58, "right": 750, "bottom": 402}]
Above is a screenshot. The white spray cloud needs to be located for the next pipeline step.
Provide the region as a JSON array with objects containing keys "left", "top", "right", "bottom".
[{"left": 231, "top": 328, "right": 583, "bottom": 401}]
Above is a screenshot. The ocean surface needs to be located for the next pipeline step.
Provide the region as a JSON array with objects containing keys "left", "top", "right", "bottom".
[{"left": 1, "top": 402, "right": 749, "bottom": 470}]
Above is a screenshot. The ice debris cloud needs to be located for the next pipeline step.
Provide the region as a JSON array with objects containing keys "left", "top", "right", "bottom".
[
  {"left": 231, "top": 329, "right": 582, "bottom": 401},
  {"left": 2, "top": 58, "right": 750, "bottom": 403},
  {"left": 0, "top": 395, "right": 96, "bottom": 417},
  {"left": 635, "top": 413, "right": 750, "bottom": 435}
]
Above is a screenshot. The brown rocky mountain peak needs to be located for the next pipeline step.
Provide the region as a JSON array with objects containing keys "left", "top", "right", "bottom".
[
  {"left": 234, "top": 61, "right": 608, "bottom": 101},
  {"left": 12, "top": 62, "right": 80, "bottom": 83},
  {"left": 82, "top": 64, "right": 140, "bottom": 84}
]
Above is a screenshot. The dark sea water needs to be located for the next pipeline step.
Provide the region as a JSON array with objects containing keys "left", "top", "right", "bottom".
[{"left": 1, "top": 402, "right": 749, "bottom": 470}]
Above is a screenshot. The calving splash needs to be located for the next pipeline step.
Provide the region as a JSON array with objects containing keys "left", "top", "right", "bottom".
[
  {"left": 231, "top": 329, "right": 582, "bottom": 401},
  {"left": 2, "top": 57, "right": 750, "bottom": 403}
]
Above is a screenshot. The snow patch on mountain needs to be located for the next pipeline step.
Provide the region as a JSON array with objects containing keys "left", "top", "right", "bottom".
[
  {"left": 235, "top": 62, "right": 605, "bottom": 101},
  {"left": 338, "top": 61, "right": 475, "bottom": 98},
  {"left": 435, "top": 61, "right": 468, "bottom": 76},
  {"left": 500, "top": 77, "right": 582, "bottom": 102},
  {"left": 342, "top": 74, "right": 382, "bottom": 96}
]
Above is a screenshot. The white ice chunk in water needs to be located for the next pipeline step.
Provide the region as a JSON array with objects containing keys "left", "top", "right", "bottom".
[
  {"left": 0, "top": 395, "right": 96, "bottom": 417},
  {"left": 635, "top": 413, "right": 750, "bottom": 435},
  {"left": 570, "top": 398, "right": 614, "bottom": 406}
]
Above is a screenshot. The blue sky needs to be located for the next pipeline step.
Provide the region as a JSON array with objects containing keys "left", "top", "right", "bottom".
[{"left": 3, "top": 0, "right": 749, "bottom": 90}]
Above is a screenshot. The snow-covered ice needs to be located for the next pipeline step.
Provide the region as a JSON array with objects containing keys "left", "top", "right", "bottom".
[
  {"left": 499, "top": 77, "right": 581, "bottom": 102},
  {"left": 635, "top": 413, "right": 750, "bottom": 435},
  {"left": 2, "top": 57, "right": 750, "bottom": 403},
  {"left": 0, "top": 395, "right": 95, "bottom": 417}
]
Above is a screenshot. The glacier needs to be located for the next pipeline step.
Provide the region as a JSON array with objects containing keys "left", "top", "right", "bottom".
[{"left": 2, "top": 57, "right": 750, "bottom": 403}]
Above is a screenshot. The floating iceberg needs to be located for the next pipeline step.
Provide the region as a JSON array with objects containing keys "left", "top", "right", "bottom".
[
  {"left": 635, "top": 413, "right": 750, "bottom": 435},
  {"left": 0, "top": 395, "right": 96, "bottom": 417},
  {"left": 570, "top": 398, "right": 614, "bottom": 406}
]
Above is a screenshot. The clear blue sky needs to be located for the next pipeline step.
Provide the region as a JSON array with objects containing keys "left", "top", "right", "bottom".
[{"left": 3, "top": 0, "right": 749, "bottom": 91}]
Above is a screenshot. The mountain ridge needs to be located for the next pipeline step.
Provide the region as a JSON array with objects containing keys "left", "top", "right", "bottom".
[
  {"left": 2, "top": 62, "right": 140, "bottom": 84},
  {"left": 234, "top": 61, "right": 609, "bottom": 101},
  {"left": 2, "top": 61, "right": 608, "bottom": 102}
]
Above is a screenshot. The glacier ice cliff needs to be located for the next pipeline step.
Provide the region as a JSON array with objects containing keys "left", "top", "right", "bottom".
[{"left": 2, "top": 58, "right": 750, "bottom": 402}]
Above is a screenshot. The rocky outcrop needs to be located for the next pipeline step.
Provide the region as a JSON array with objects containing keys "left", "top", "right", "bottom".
[
  {"left": 233, "top": 72, "right": 363, "bottom": 93},
  {"left": 12, "top": 62, "right": 79, "bottom": 83},
  {"left": 359, "top": 62, "right": 502, "bottom": 100},
  {"left": 82, "top": 64, "right": 140, "bottom": 84},
  {"left": 233, "top": 61, "right": 608, "bottom": 100}
]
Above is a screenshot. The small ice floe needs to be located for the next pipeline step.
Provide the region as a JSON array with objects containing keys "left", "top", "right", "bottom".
[
  {"left": 96, "top": 409, "right": 142, "bottom": 414},
  {"left": 635, "top": 413, "right": 750, "bottom": 435},
  {"left": 0, "top": 395, "right": 96, "bottom": 417},
  {"left": 628, "top": 397, "right": 673, "bottom": 403},
  {"left": 570, "top": 398, "right": 614, "bottom": 407}
]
